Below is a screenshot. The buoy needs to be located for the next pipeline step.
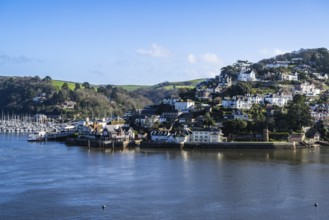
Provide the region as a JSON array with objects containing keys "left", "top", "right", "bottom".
[
  {"left": 102, "top": 205, "right": 106, "bottom": 209},
  {"left": 314, "top": 203, "right": 318, "bottom": 207}
]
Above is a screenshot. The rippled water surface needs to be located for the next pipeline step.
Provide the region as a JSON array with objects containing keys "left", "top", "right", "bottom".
[{"left": 1, "top": 134, "right": 329, "bottom": 219}]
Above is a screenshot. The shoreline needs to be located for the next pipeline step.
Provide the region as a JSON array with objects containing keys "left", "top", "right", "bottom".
[
  {"left": 139, "top": 141, "right": 318, "bottom": 149},
  {"left": 64, "top": 139, "right": 317, "bottom": 150}
]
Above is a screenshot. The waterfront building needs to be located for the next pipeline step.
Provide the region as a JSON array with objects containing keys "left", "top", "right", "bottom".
[
  {"left": 190, "top": 127, "right": 223, "bottom": 143},
  {"left": 150, "top": 130, "right": 171, "bottom": 142}
]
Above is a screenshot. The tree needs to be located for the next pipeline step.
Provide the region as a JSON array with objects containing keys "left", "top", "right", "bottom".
[
  {"left": 221, "top": 65, "right": 238, "bottom": 80},
  {"left": 286, "top": 94, "right": 313, "bottom": 131},
  {"left": 43, "top": 76, "right": 52, "bottom": 82},
  {"left": 82, "top": 82, "right": 90, "bottom": 89},
  {"left": 223, "top": 119, "right": 247, "bottom": 135},
  {"left": 204, "top": 112, "right": 215, "bottom": 127},
  {"left": 222, "top": 82, "right": 253, "bottom": 97},
  {"left": 61, "top": 82, "right": 69, "bottom": 90},
  {"left": 74, "top": 83, "right": 81, "bottom": 90}
]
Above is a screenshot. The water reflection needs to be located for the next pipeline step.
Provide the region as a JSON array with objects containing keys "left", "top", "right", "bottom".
[
  {"left": 2, "top": 134, "right": 329, "bottom": 220},
  {"left": 69, "top": 145, "right": 329, "bottom": 165}
]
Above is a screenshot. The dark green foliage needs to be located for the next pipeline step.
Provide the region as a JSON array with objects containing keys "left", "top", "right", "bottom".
[
  {"left": 154, "top": 104, "right": 174, "bottom": 115},
  {"left": 178, "top": 88, "right": 195, "bottom": 101},
  {"left": 134, "top": 87, "right": 178, "bottom": 104},
  {"left": 82, "top": 82, "right": 90, "bottom": 89},
  {"left": 222, "top": 119, "right": 247, "bottom": 135},
  {"left": 259, "top": 48, "right": 329, "bottom": 74},
  {"left": 221, "top": 82, "right": 253, "bottom": 97},
  {"left": 74, "top": 83, "right": 81, "bottom": 90},
  {"left": 0, "top": 76, "right": 152, "bottom": 118},
  {"left": 0, "top": 76, "right": 56, "bottom": 114},
  {"left": 221, "top": 65, "right": 239, "bottom": 80},
  {"left": 286, "top": 94, "right": 313, "bottom": 131},
  {"left": 204, "top": 112, "right": 215, "bottom": 126},
  {"left": 306, "top": 121, "right": 329, "bottom": 141}
]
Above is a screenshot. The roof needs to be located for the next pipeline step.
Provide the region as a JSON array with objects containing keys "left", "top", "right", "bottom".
[{"left": 192, "top": 127, "right": 220, "bottom": 132}]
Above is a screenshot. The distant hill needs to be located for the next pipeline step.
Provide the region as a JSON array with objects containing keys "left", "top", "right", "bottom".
[
  {"left": 116, "top": 78, "right": 206, "bottom": 91},
  {"left": 0, "top": 76, "right": 206, "bottom": 118},
  {"left": 0, "top": 76, "right": 152, "bottom": 119}
]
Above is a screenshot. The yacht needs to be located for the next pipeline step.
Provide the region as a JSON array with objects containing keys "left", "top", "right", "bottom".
[{"left": 28, "top": 131, "right": 47, "bottom": 141}]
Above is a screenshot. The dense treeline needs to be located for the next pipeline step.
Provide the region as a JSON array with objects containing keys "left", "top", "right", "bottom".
[{"left": 0, "top": 76, "right": 152, "bottom": 119}]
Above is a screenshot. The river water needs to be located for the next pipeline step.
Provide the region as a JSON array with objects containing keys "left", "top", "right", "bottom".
[{"left": 1, "top": 134, "right": 329, "bottom": 219}]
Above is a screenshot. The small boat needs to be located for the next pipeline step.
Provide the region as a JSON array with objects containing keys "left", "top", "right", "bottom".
[{"left": 28, "top": 131, "right": 47, "bottom": 141}]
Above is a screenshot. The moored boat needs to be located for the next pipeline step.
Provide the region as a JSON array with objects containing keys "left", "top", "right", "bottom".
[{"left": 28, "top": 131, "right": 47, "bottom": 141}]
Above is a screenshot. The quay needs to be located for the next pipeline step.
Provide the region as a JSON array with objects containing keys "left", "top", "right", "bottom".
[
  {"left": 139, "top": 141, "right": 306, "bottom": 150},
  {"left": 71, "top": 140, "right": 313, "bottom": 150},
  {"left": 65, "top": 137, "right": 134, "bottom": 148}
]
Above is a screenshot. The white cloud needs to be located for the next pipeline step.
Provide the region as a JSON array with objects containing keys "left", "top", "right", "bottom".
[
  {"left": 273, "top": 48, "right": 289, "bottom": 56},
  {"left": 136, "top": 43, "right": 171, "bottom": 57},
  {"left": 187, "top": 52, "right": 222, "bottom": 65},
  {"left": 200, "top": 53, "right": 222, "bottom": 65},
  {"left": 187, "top": 54, "right": 197, "bottom": 64},
  {"left": 259, "top": 48, "right": 290, "bottom": 56}
]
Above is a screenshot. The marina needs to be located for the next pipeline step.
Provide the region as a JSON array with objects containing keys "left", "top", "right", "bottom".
[{"left": 0, "top": 114, "right": 77, "bottom": 142}]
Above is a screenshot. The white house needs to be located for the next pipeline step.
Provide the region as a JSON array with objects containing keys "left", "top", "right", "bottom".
[
  {"left": 264, "top": 92, "right": 293, "bottom": 107},
  {"left": 236, "top": 97, "right": 253, "bottom": 110},
  {"left": 190, "top": 127, "right": 223, "bottom": 143},
  {"left": 221, "top": 97, "right": 237, "bottom": 109},
  {"left": 281, "top": 72, "right": 299, "bottom": 81},
  {"left": 265, "top": 61, "right": 289, "bottom": 69},
  {"left": 313, "top": 72, "right": 328, "bottom": 80},
  {"left": 221, "top": 95, "right": 263, "bottom": 110},
  {"left": 175, "top": 100, "right": 195, "bottom": 112},
  {"left": 294, "top": 82, "right": 321, "bottom": 96},
  {"left": 237, "top": 68, "right": 257, "bottom": 81}
]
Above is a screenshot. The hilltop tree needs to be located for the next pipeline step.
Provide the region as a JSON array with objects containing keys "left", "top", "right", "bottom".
[
  {"left": 43, "top": 76, "right": 52, "bottom": 82},
  {"left": 61, "top": 82, "right": 69, "bottom": 90},
  {"left": 74, "top": 83, "right": 81, "bottom": 90},
  {"left": 82, "top": 82, "right": 90, "bottom": 89}
]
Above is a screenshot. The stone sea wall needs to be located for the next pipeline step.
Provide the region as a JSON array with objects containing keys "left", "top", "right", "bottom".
[{"left": 140, "top": 141, "right": 299, "bottom": 149}]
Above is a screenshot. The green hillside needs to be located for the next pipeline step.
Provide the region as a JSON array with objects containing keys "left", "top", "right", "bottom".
[
  {"left": 116, "top": 78, "right": 206, "bottom": 91},
  {"left": 52, "top": 80, "right": 76, "bottom": 90},
  {"left": 116, "top": 85, "right": 151, "bottom": 91}
]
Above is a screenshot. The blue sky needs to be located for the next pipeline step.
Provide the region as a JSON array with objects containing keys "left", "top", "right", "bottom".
[{"left": 0, "top": 0, "right": 329, "bottom": 85}]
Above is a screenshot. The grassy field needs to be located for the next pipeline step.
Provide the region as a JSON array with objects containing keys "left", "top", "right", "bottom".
[
  {"left": 162, "top": 85, "right": 195, "bottom": 90},
  {"left": 51, "top": 78, "right": 207, "bottom": 92},
  {"left": 52, "top": 80, "right": 77, "bottom": 90},
  {"left": 116, "top": 85, "right": 151, "bottom": 91}
]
